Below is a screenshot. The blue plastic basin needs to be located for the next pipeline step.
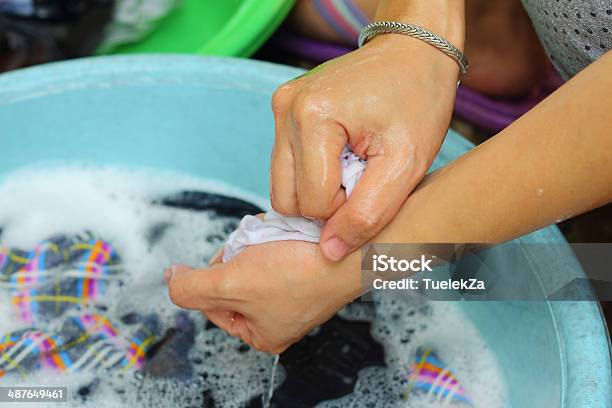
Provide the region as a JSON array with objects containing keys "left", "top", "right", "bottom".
[{"left": 0, "top": 56, "right": 610, "bottom": 407}]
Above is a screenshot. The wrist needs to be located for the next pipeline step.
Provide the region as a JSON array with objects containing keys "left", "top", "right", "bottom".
[
  {"left": 363, "top": 31, "right": 465, "bottom": 83},
  {"left": 361, "top": 23, "right": 467, "bottom": 76}
]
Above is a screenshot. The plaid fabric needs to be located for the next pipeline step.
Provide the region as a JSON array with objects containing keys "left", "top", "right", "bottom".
[
  {"left": 0, "top": 233, "right": 121, "bottom": 324},
  {"left": 0, "top": 234, "right": 158, "bottom": 378},
  {"left": 0, "top": 313, "right": 159, "bottom": 377},
  {"left": 404, "top": 347, "right": 472, "bottom": 405}
]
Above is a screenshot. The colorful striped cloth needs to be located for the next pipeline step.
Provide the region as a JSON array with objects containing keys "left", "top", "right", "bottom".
[
  {"left": 313, "top": 0, "right": 369, "bottom": 44},
  {"left": 0, "top": 313, "right": 159, "bottom": 378},
  {"left": 404, "top": 347, "right": 472, "bottom": 405},
  {"left": 0, "top": 234, "right": 158, "bottom": 378},
  {"left": 0, "top": 233, "right": 121, "bottom": 324}
]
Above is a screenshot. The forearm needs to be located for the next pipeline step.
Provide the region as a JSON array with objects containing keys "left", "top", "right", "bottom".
[{"left": 377, "top": 51, "right": 612, "bottom": 244}]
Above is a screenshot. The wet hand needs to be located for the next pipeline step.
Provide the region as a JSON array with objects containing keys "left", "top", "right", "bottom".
[
  {"left": 165, "top": 241, "right": 361, "bottom": 354},
  {"left": 270, "top": 35, "right": 459, "bottom": 261}
]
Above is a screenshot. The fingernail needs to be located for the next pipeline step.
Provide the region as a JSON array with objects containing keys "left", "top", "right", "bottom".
[
  {"left": 323, "top": 236, "right": 350, "bottom": 261},
  {"left": 163, "top": 266, "right": 176, "bottom": 284}
]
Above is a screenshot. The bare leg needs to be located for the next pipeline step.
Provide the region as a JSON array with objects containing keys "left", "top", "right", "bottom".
[{"left": 463, "top": 0, "right": 549, "bottom": 97}]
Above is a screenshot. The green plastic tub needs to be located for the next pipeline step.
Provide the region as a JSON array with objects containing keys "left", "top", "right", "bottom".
[{"left": 99, "top": 0, "right": 295, "bottom": 57}]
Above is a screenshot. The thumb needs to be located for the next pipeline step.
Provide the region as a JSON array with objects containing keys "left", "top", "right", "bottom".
[
  {"left": 320, "top": 154, "right": 420, "bottom": 261},
  {"left": 165, "top": 263, "right": 239, "bottom": 311}
]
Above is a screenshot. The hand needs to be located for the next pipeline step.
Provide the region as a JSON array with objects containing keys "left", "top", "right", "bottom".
[
  {"left": 270, "top": 34, "right": 460, "bottom": 262},
  {"left": 165, "top": 241, "right": 361, "bottom": 354}
]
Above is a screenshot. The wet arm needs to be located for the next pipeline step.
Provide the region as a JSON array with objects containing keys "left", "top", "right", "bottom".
[{"left": 375, "top": 50, "right": 612, "bottom": 244}]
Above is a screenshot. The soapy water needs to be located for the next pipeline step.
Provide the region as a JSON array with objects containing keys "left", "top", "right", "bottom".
[
  {"left": 0, "top": 166, "right": 507, "bottom": 407},
  {"left": 327, "top": 300, "right": 507, "bottom": 408}
]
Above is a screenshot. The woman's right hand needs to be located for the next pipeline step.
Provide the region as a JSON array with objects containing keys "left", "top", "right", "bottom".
[{"left": 270, "top": 33, "right": 462, "bottom": 261}]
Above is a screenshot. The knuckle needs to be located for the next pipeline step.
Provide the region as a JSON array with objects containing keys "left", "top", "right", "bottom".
[
  {"left": 293, "top": 92, "right": 331, "bottom": 124},
  {"left": 271, "top": 196, "right": 298, "bottom": 216},
  {"left": 271, "top": 84, "right": 293, "bottom": 116},
  {"left": 299, "top": 200, "right": 333, "bottom": 220}
]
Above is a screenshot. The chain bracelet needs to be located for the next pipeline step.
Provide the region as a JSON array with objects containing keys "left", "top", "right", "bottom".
[{"left": 358, "top": 21, "right": 468, "bottom": 74}]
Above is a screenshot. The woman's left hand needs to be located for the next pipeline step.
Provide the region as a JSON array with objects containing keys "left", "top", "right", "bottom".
[{"left": 165, "top": 240, "right": 361, "bottom": 354}]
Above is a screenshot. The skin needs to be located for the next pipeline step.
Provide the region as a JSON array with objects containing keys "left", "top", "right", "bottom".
[
  {"left": 271, "top": 0, "right": 465, "bottom": 262},
  {"left": 166, "top": 51, "right": 612, "bottom": 354},
  {"left": 288, "top": 0, "right": 548, "bottom": 97}
]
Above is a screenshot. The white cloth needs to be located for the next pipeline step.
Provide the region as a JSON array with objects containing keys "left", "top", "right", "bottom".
[{"left": 223, "top": 146, "right": 367, "bottom": 262}]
